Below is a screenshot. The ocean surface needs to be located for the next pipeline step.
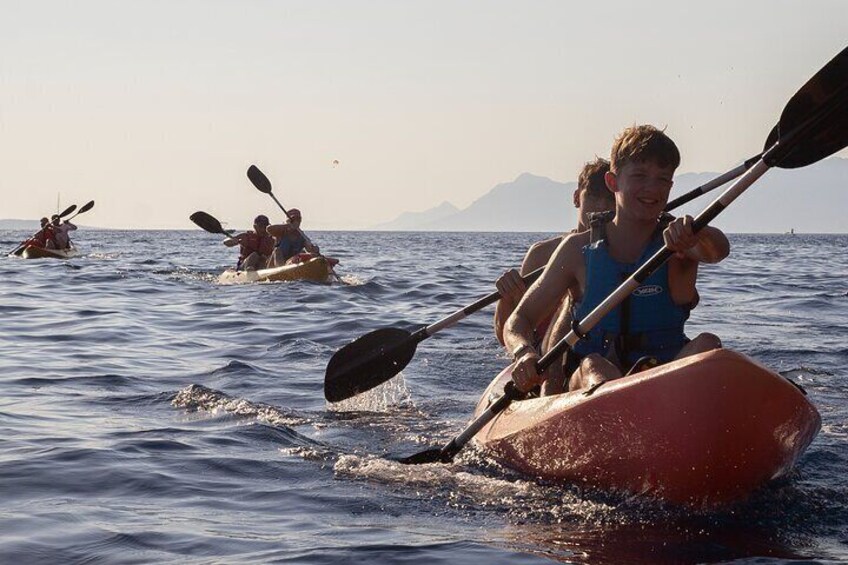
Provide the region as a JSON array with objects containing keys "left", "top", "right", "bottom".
[{"left": 1, "top": 229, "right": 846, "bottom": 564}]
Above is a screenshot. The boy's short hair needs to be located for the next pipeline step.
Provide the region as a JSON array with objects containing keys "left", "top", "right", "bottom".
[
  {"left": 610, "top": 125, "right": 680, "bottom": 174},
  {"left": 578, "top": 157, "right": 612, "bottom": 200}
]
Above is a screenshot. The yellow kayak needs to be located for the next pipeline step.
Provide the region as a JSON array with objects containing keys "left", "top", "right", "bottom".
[
  {"left": 20, "top": 245, "right": 80, "bottom": 259},
  {"left": 218, "top": 256, "right": 333, "bottom": 285}
]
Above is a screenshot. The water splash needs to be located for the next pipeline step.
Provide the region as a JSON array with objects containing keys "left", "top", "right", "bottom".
[
  {"left": 340, "top": 273, "right": 367, "bottom": 286},
  {"left": 172, "top": 383, "right": 310, "bottom": 427},
  {"left": 327, "top": 373, "right": 415, "bottom": 413}
]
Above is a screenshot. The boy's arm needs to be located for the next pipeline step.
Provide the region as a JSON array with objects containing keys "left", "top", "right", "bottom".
[
  {"left": 223, "top": 232, "right": 247, "bottom": 247},
  {"left": 665, "top": 216, "right": 730, "bottom": 306},
  {"left": 665, "top": 216, "right": 729, "bottom": 264},
  {"left": 266, "top": 224, "right": 285, "bottom": 239},
  {"left": 494, "top": 237, "right": 561, "bottom": 346},
  {"left": 504, "top": 236, "right": 579, "bottom": 374},
  {"left": 687, "top": 226, "right": 729, "bottom": 264}
]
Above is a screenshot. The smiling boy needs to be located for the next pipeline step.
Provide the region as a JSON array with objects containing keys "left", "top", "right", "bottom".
[{"left": 504, "top": 125, "right": 729, "bottom": 394}]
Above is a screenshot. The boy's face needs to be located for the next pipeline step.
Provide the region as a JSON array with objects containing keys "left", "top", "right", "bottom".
[
  {"left": 606, "top": 160, "right": 675, "bottom": 221},
  {"left": 574, "top": 187, "right": 615, "bottom": 228}
]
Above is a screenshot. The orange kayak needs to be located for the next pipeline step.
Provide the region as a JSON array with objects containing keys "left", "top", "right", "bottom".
[{"left": 472, "top": 349, "right": 820, "bottom": 507}]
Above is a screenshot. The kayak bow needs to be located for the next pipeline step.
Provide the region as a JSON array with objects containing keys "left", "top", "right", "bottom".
[{"left": 472, "top": 349, "right": 820, "bottom": 507}]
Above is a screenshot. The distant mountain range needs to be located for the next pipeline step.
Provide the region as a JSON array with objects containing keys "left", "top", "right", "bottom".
[
  {"left": 371, "top": 200, "right": 460, "bottom": 230},
  {"left": 373, "top": 157, "right": 848, "bottom": 233},
  {"left": 375, "top": 173, "right": 577, "bottom": 232}
]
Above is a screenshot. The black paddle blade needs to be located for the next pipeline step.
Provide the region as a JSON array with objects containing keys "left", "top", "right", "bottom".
[
  {"left": 58, "top": 204, "right": 77, "bottom": 218},
  {"left": 247, "top": 165, "right": 273, "bottom": 194},
  {"left": 764, "top": 123, "right": 779, "bottom": 151},
  {"left": 324, "top": 327, "right": 418, "bottom": 402},
  {"left": 190, "top": 211, "right": 226, "bottom": 235},
  {"left": 772, "top": 46, "right": 848, "bottom": 169},
  {"left": 397, "top": 447, "right": 450, "bottom": 465},
  {"left": 78, "top": 200, "right": 95, "bottom": 214}
]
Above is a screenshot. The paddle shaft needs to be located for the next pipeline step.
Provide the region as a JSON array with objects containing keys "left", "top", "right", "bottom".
[
  {"left": 418, "top": 268, "right": 544, "bottom": 338},
  {"left": 664, "top": 153, "right": 761, "bottom": 211},
  {"left": 425, "top": 382, "right": 523, "bottom": 463}
]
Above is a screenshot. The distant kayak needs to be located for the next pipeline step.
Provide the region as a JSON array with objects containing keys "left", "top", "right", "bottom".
[
  {"left": 473, "top": 349, "right": 821, "bottom": 507},
  {"left": 19, "top": 245, "right": 80, "bottom": 260},
  {"left": 218, "top": 256, "right": 333, "bottom": 285}
]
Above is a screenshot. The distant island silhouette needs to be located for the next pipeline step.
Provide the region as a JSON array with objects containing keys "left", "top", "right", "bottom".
[{"left": 373, "top": 157, "right": 848, "bottom": 233}]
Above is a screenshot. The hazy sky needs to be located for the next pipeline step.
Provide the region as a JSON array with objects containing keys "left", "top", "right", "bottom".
[{"left": 1, "top": 1, "right": 846, "bottom": 229}]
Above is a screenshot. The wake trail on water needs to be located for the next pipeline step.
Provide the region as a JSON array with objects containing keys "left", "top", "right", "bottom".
[
  {"left": 172, "top": 384, "right": 312, "bottom": 428},
  {"left": 169, "top": 385, "right": 652, "bottom": 528}
]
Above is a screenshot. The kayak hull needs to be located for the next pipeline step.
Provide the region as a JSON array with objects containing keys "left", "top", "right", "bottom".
[
  {"left": 218, "top": 256, "right": 332, "bottom": 284},
  {"left": 20, "top": 245, "right": 79, "bottom": 259},
  {"left": 472, "top": 349, "right": 821, "bottom": 507}
]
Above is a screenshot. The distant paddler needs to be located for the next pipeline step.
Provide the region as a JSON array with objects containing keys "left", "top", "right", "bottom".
[
  {"left": 20, "top": 217, "right": 54, "bottom": 250},
  {"left": 223, "top": 214, "right": 275, "bottom": 271},
  {"left": 266, "top": 208, "right": 321, "bottom": 267},
  {"left": 46, "top": 214, "right": 77, "bottom": 250}
]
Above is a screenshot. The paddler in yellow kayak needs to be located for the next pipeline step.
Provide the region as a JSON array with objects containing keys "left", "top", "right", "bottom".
[
  {"left": 19, "top": 217, "right": 53, "bottom": 250},
  {"left": 45, "top": 214, "right": 77, "bottom": 250},
  {"left": 505, "top": 125, "right": 730, "bottom": 394},
  {"left": 493, "top": 158, "right": 615, "bottom": 394},
  {"left": 223, "top": 214, "right": 275, "bottom": 271},
  {"left": 266, "top": 208, "right": 320, "bottom": 268}
]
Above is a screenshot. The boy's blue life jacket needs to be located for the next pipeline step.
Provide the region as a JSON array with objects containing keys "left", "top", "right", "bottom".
[
  {"left": 571, "top": 212, "right": 691, "bottom": 368},
  {"left": 276, "top": 232, "right": 307, "bottom": 262}
]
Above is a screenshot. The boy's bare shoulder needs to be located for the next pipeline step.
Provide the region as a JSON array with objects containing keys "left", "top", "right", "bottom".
[
  {"left": 522, "top": 236, "right": 564, "bottom": 272},
  {"left": 545, "top": 231, "right": 588, "bottom": 271},
  {"left": 527, "top": 235, "right": 563, "bottom": 254},
  {"left": 559, "top": 230, "right": 590, "bottom": 254}
]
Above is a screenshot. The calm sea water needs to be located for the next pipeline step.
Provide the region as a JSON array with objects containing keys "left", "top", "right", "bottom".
[{"left": 1, "top": 229, "right": 846, "bottom": 564}]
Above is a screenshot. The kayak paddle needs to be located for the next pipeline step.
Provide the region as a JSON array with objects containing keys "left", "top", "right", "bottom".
[
  {"left": 663, "top": 124, "right": 777, "bottom": 211},
  {"left": 190, "top": 211, "right": 236, "bottom": 238},
  {"left": 246, "top": 164, "right": 343, "bottom": 283},
  {"left": 399, "top": 46, "right": 848, "bottom": 465},
  {"left": 323, "top": 140, "right": 777, "bottom": 403},
  {"left": 65, "top": 200, "right": 95, "bottom": 222}
]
